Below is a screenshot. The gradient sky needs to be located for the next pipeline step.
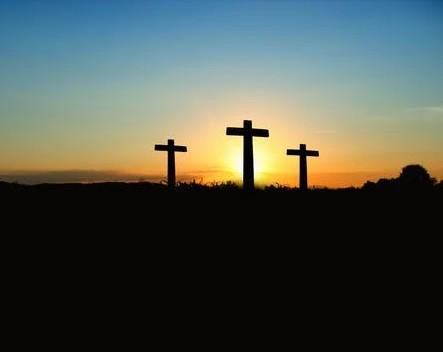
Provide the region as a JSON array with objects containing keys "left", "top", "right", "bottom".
[{"left": 1, "top": 0, "right": 442, "bottom": 186}]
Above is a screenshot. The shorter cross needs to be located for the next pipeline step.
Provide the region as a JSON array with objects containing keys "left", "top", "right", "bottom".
[
  {"left": 154, "top": 139, "right": 187, "bottom": 187},
  {"left": 287, "top": 144, "right": 319, "bottom": 190}
]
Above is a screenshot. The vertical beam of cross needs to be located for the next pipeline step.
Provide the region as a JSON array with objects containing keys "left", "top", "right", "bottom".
[
  {"left": 154, "top": 139, "right": 187, "bottom": 187},
  {"left": 287, "top": 144, "right": 319, "bottom": 190},
  {"left": 226, "top": 120, "right": 269, "bottom": 190}
]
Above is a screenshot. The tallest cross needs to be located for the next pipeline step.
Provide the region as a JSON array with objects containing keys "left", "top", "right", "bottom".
[{"left": 226, "top": 120, "right": 269, "bottom": 190}]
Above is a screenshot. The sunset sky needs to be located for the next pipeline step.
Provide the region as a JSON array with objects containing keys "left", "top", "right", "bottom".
[{"left": 1, "top": 0, "right": 442, "bottom": 187}]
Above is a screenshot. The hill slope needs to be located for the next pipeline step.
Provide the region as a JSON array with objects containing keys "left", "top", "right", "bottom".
[{"left": 1, "top": 182, "right": 441, "bottom": 335}]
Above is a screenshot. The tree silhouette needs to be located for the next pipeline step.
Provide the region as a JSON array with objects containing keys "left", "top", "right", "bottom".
[
  {"left": 397, "top": 164, "right": 436, "bottom": 190},
  {"left": 363, "top": 164, "right": 437, "bottom": 192}
]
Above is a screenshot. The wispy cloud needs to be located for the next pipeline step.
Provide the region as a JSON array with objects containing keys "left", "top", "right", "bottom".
[
  {"left": 0, "top": 170, "right": 163, "bottom": 184},
  {"left": 0, "top": 169, "right": 236, "bottom": 185},
  {"left": 423, "top": 106, "right": 443, "bottom": 113},
  {"left": 404, "top": 105, "right": 443, "bottom": 121},
  {"left": 407, "top": 105, "right": 443, "bottom": 114},
  {"left": 315, "top": 130, "right": 337, "bottom": 135}
]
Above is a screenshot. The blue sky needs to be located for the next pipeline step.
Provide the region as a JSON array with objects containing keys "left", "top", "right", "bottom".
[{"left": 1, "top": 0, "right": 442, "bottom": 186}]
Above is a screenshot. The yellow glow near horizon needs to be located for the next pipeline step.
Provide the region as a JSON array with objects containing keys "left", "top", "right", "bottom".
[
  {"left": 230, "top": 152, "right": 265, "bottom": 180},
  {"left": 224, "top": 147, "right": 276, "bottom": 184}
]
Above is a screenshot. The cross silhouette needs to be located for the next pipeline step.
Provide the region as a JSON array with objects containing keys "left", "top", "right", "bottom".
[
  {"left": 287, "top": 144, "right": 319, "bottom": 190},
  {"left": 154, "top": 139, "right": 187, "bottom": 187},
  {"left": 226, "top": 120, "right": 269, "bottom": 190}
]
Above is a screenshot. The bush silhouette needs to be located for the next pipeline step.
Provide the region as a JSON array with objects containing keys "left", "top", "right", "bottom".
[
  {"left": 397, "top": 164, "right": 436, "bottom": 190},
  {"left": 363, "top": 164, "right": 437, "bottom": 192},
  {"left": 362, "top": 177, "right": 396, "bottom": 191}
]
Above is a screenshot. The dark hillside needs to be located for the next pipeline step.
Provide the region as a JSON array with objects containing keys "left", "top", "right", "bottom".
[{"left": 0, "top": 182, "right": 441, "bottom": 335}]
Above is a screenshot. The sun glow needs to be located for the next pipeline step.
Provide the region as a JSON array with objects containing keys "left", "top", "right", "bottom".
[{"left": 228, "top": 149, "right": 272, "bottom": 183}]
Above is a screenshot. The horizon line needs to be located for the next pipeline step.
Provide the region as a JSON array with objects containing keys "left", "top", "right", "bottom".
[{"left": 1, "top": 167, "right": 442, "bottom": 187}]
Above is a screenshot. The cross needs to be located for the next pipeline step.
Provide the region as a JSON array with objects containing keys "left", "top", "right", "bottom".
[
  {"left": 154, "top": 139, "right": 187, "bottom": 187},
  {"left": 226, "top": 120, "right": 269, "bottom": 190},
  {"left": 287, "top": 144, "right": 319, "bottom": 190}
]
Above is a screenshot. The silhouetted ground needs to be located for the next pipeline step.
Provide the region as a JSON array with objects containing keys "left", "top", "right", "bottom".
[{"left": 1, "top": 181, "right": 442, "bottom": 335}]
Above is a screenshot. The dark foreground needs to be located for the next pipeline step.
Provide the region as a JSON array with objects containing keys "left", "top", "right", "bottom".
[{"left": 1, "top": 182, "right": 442, "bottom": 335}]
